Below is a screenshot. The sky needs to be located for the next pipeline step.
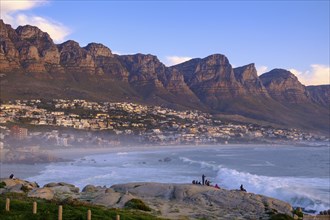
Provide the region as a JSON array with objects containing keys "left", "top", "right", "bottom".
[{"left": 0, "top": 0, "right": 329, "bottom": 85}]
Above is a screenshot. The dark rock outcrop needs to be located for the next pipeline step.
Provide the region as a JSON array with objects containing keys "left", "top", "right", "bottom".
[
  {"left": 234, "top": 63, "right": 269, "bottom": 97},
  {"left": 173, "top": 54, "right": 245, "bottom": 108},
  {"left": 119, "top": 54, "right": 165, "bottom": 89},
  {"left": 118, "top": 53, "right": 202, "bottom": 107},
  {"left": 260, "top": 69, "right": 311, "bottom": 104},
  {"left": 0, "top": 20, "right": 21, "bottom": 71},
  {"left": 58, "top": 40, "right": 95, "bottom": 75}
]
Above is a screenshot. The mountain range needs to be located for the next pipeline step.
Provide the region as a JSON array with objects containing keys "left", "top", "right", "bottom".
[{"left": 0, "top": 19, "right": 329, "bottom": 133}]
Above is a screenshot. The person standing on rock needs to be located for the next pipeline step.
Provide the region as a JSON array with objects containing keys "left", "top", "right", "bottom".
[{"left": 202, "top": 174, "right": 205, "bottom": 185}]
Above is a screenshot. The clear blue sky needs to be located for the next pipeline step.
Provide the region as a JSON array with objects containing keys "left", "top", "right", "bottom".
[{"left": 1, "top": 0, "right": 329, "bottom": 84}]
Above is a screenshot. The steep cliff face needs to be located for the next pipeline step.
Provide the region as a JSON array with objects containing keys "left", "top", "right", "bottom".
[
  {"left": 307, "top": 85, "right": 330, "bottom": 107},
  {"left": 234, "top": 63, "right": 269, "bottom": 97},
  {"left": 84, "top": 43, "right": 113, "bottom": 58},
  {"left": 119, "top": 54, "right": 165, "bottom": 89},
  {"left": 118, "top": 54, "right": 202, "bottom": 107},
  {"left": 58, "top": 40, "right": 95, "bottom": 75},
  {"left": 260, "top": 69, "right": 311, "bottom": 104},
  {"left": 15, "top": 24, "right": 61, "bottom": 77},
  {"left": 173, "top": 54, "right": 244, "bottom": 108},
  {"left": 0, "top": 20, "right": 21, "bottom": 72},
  {"left": 163, "top": 68, "right": 197, "bottom": 96},
  {"left": 0, "top": 20, "right": 61, "bottom": 77},
  {"left": 0, "top": 20, "right": 130, "bottom": 81}
]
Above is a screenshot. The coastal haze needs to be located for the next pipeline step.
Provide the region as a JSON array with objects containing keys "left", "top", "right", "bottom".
[{"left": 0, "top": 1, "right": 329, "bottom": 219}]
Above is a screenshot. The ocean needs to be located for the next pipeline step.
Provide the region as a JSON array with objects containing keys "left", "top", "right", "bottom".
[{"left": 18, "top": 145, "right": 330, "bottom": 213}]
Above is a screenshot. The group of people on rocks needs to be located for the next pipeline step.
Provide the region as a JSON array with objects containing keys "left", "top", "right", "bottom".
[
  {"left": 192, "top": 174, "right": 247, "bottom": 192},
  {"left": 192, "top": 174, "right": 219, "bottom": 188}
]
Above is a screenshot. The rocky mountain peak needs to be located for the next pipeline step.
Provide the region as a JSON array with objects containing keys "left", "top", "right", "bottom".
[
  {"left": 203, "top": 54, "right": 230, "bottom": 66},
  {"left": 234, "top": 63, "right": 257, "bottom": 81},
  {"left": 118, "top": 53, "right": 166, "bottom": 89},
  {"left": 173, "top": 54, "right": 245, "bottom": 109},
  {"left": 0, "top": 19, "right": 21, "bottom": 71},
  {"left": 260, "top": 69, "right": 298, "bottom": 85},
  {"left": 0, "top": 19, "right": 8, "bottom": 37},
  {"left": 119, "top": 53, "right": 164, "bottom": 74},
  {"left": 260, "top": 69, "right": 310, "bottom": 103},
  {"left": 127, "top": 53, "right": 160, "bottom": 64},
  {"left": 16, "top": 24, "right": 53, "bottom": 44},
  {"left": 57, "top": 40, "right": 95, "bottom": 70},
  {"left": 234, "top": 63, "right": 269, "bottom": 97},
  {"left": 14, "top": 23, "right": 58, "bottom": 68},
  {"left": 192, "top": 53, "right": 236, "bottom": 83},
  {"left": 84, "top": 43, "right": 113, "bottom": 58},
  {"left": 58, "top": 40, "right": 81, "bottom": 50}
]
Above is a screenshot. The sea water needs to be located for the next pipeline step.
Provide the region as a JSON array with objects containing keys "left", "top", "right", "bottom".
[{"left": 26, "top": 145, "right": 329, "bottom": 213}]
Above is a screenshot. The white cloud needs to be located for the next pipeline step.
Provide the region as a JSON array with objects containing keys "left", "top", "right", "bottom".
[
  {"left": 1, "top": 0, "right": 47, "bottom": 12},
  {"left": 165, "top": 56, "right": 192, "bottom": 66},
  {"left": 256, "top": 65, "right": 268, "bottom": 75},
  {"left": 290, "top": 64, "right": 330, "bottom": 86},
  {"left": 0, "top": 0, "right": 71, "bottom": 43}
]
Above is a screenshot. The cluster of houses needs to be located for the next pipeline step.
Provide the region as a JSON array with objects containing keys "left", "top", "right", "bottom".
[{"left": 0, "top": 99, "right": 328, "bottom": 149}]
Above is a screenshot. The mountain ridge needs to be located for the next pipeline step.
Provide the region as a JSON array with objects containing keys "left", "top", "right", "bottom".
[{"left": 0, "top": 19, "right": 329, "bottom": 133}]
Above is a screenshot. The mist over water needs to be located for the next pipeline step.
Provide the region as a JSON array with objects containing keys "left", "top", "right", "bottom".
[{"left": 26, "top": 145, "right": 330, "bottom": 213}]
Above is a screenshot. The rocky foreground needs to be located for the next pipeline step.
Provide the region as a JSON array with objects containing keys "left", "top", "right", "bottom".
[{"left": 0, "top": 178, "right": 294, "bottom": 219}]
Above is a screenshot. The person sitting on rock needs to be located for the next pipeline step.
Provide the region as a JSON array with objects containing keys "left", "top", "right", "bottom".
[
  {"left": 240, "top": 184, "right": 247, "bottom": 192},
  {"left": 214, "top": 184, "right": 220, "bottom": 189},
  {"left": 192, "top": 180, "right": 196, "bottom": 184},
  {"left": 9, "top": 174, "right": 14, "bottom": 179}
]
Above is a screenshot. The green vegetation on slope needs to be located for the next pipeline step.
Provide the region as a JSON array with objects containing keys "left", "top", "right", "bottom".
[
  {"left": 0, "top": 193, "right": 165, "bottom": 220},
  {"left": 124, "top": 199, "right": 152, "bottom": 212}
]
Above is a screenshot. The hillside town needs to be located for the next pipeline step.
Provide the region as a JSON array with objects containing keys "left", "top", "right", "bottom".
[{"left": 0, "top": 99, "right": 328, "bottom": 153}]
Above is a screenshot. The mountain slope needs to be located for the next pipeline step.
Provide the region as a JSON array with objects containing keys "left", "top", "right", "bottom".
[
  {"left": 0, "top": 19, "right": 329, "bottom": 133},
  {"left": 307, "top": 85, "right": 330, "bottom": 107}
]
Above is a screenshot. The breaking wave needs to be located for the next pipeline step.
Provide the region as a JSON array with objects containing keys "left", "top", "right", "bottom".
[{"left": 179, "top": 156, "right": 330, "bottom": 213}]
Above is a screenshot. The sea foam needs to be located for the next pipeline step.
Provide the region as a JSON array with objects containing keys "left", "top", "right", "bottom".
[{"left": 27, "top": 146, "right": 329, "bottom": 213}]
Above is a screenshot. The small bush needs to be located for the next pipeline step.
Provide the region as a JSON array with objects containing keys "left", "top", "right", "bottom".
[
  {"left": 0, "top": 182, "right": 6, "bottom": 188},
  {"left": 124, "top": 198, "right": 151, "bottom": 211},
  {"left": 293, "top": 208, "right": 303, "bottom": 218},
  {"left": 20, "top": 185, "right": 30, "bottom": 193},
  {"left": 270, "top": 213, "right": 294, "bottom": 220}
]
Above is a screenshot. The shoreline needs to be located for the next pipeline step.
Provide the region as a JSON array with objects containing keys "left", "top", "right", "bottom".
[
  {"left": 0, "top": 143, "right": 275, "bottom": 179},
  {"left": 1, "top": 144, "right": 328, "bottom": 214},
  {"left": 0, "top": 143, "right": 321, "bottom": 179},
  {"left": 45, "top": 143, "right": 296, "bottom": 160}
]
